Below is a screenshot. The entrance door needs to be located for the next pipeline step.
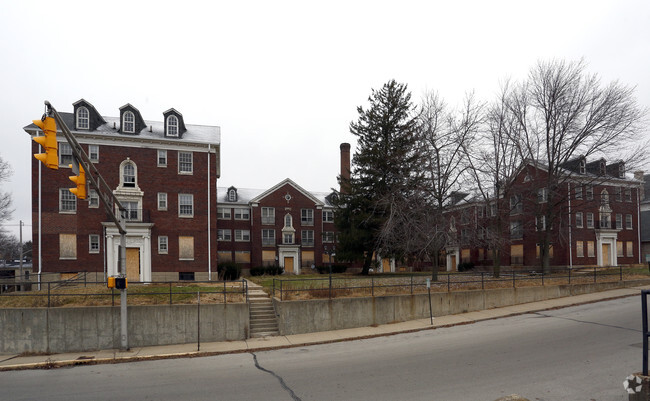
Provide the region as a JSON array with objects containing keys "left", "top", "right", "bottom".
[
  {"left": 602, "top": 243, "right": 611, "bottom": 266},
  {"left": 126, "top": 248, "right": 140, "bottom": 281},
  {"left": 284, "top": 256, "right": 294, "bottom": 274},
  {"left": 450, "top": 255, "right": 457, "bottom": 272}
]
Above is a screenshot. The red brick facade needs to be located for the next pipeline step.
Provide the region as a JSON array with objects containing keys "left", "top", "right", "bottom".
[{"left": 27, "top": 100, "right": 220, "bottom": 281}]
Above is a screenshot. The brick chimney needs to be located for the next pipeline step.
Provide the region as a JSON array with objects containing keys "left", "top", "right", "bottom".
[{"left": 340, "top": 143, "right": 351, "bottom": 194}]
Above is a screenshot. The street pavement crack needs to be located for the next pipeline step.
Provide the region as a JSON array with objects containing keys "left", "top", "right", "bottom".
[
  {"left": 532, "top": 312, "right": 641, "bottom": 332},
  {"left": 251, "top": 353, "right": 302, "bottom": 401}
]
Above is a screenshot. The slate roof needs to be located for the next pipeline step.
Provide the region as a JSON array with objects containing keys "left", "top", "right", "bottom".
[{"left": 25, "top": 111, "right": 220, "bottom": 145}]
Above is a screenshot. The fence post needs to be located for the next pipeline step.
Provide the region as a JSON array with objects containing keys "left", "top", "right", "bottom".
[
  {"left": 481, "top": 272, "right": 484, "bottom": 290},
  {"left": 329, "top": 274, "right": 332, "bottom": 299},
  {"left": 223, "top": 280, "right": 226, "bottom": 304},
  {"left": 620, "top": 265, "right": 623, "bottom": 281},
  {"left": 447, "top": 274, "right": 450, "bottom": 292},
  {"left": 272, "top": 279, "right": 275, "bottom": 299},
  {"left": 112, "top": 288, "right": 115, "bottom": 306},
  {"left": 84, "top": 272, "right": 87, "bottom": 287},
  {"left": 513, "top": 271, "right": 516, "bottom": 288},
  {"left": 568, "top": 268, "right": 571, "bottom": 284},
  {"left": 542, "top": 270, "right": 544, "bottom": 286},
  {"left": 280, "top": 280, "right": 283, "bottom": 301},
  {"left": 371, "top": 277, "right": 374, "bottom": 297},
  {"left": 47, "top": 282, "right": 50, "bottom": 308},
  {"left": 594, "top": 266, "right": 597, "bottom": 283},
  {"left": 410, "top": 275, "right": 413, "bottom": 295}
]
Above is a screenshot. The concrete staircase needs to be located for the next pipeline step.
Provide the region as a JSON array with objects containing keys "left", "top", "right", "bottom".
[{"left": 247, "top": 281, "right": 279, "bottom": 338}]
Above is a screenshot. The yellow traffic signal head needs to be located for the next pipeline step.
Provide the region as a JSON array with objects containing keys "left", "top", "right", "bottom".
[
  {"left": 32, "top": 117, "right": 58, "bottom": 170},
  {"left": 69, "top": 164, "right": 87, "bottom": 200}
]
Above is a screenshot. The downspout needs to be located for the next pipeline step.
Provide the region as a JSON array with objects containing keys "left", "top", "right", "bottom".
[
  {"left": 103, "top": 226, "right": 107, "bottom": 281},
  {"left": 207, "top": 144, "right": 212, "bottom": 280},
  {"left": 567, "top": 182, "right": 573, "bottom": 269}
]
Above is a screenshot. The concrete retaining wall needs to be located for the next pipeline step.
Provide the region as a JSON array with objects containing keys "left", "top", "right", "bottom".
[
  {"left": 0, "top": 303, "right": 248, "bottom": 354},
  {"left": 274, "top": 281, "right": 645, "bottom": 335}
]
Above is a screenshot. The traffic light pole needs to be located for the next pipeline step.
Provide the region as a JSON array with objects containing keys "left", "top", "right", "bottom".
[{"left": 43, "top": 101, "right": 130, "bottom": 351}]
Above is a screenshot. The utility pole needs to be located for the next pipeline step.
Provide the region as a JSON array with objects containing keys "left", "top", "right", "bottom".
[
  {"left": 37, "top": 101, "right": 130, "bottom": 350},
  {"left": 19, "top": 220, "right": 23, "bottom": 285}
]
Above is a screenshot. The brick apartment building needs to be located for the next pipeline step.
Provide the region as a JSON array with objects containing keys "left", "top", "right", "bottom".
[
  {"left": 215, "top": 144, "right": 350, "bottom": 274},
  {"left": 446, "top": 157, "right": 643, "bottom": 270},
  {"left": 25, "top": 99, "right": 220, "bottom": 282}
]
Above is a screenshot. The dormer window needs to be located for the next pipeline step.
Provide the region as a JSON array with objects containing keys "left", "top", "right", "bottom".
[
  {"left": 76, "top": 107, "right": 89, "bottom": 130},
  {"left": 228, "top": 188, "right": 237, "bottom": 202},
  {"left": 167, "top": 115, "right": 179, "bottom": 137},
  {"left": 599, "top": 161, "right": 606, "bottom": 175},
  {"left": 619, "top": 163, "right": 625, "bottom": 178},
  {"left": 123, "top": 111, "right": 135, "bottom": 133},
  {"left": 579, "top": 160, "right": 586, "bottom": 174}
]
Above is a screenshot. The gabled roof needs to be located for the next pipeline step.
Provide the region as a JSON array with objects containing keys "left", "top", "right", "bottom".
[{"left": 250, "top": 178, "right": 325, "bottom": 206}]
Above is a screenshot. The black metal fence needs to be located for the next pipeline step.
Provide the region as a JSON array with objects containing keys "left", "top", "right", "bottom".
[
  {"left": 0, "top": 279, "right": 248, "bottom": 307},
  {"left": 272, "top": 265, "right": 642, "bottom": 301}
]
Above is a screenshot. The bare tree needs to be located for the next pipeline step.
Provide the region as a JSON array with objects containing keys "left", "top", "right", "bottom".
[
  {"left": 377, "top": 91, "right": 482, "bottom": 280},
  {"left": 0, "top": 154, "right": 13, "bottom": 233},
  {"left": 505, "top": 59, "right": 646, "bottom": 271}
]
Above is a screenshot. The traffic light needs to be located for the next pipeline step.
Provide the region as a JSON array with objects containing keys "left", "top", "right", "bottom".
[
  {"left": 68, "top": 161, "right": 86, "bottom": 200},
  {"left": 33, "top": 117, "right": 58, "bottom": 169}
]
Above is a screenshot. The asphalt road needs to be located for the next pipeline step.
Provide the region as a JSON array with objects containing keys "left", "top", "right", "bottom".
[{"left": 0, "top": 296, "right": 642, "bottom": 401}]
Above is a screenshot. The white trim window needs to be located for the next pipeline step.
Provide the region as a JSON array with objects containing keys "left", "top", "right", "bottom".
[
  {"left": 626, "top": 214, "right": 633, "bottom": 229},
  {"left": 262, "top": 207, "right": 275, "bottom": 225},
  {"left": 262, "top": 229, "right": 275, "bottom": 246},
  {"left": 59, "top": 142, "right": 73, "bottom": 167},
  {"left": 158, "top": 236, "right": 168, "bottom": 254},
  {"left": 157, "top": 150, "right": 167, "bottom": 167},
  {"left": 323, "top": 210, "right": 334, "bottom": 222},
  {"left": 88, "top": 145, "right": 99, "bottom": 162},
  {"left": 76, "top": 106, "right": 89, "bottom": 130},
  {"left": 89, "top": 234, "right": 100, "bottom": 253},
  {"left": 301, "top": 230, "right": 314, "bottom": 246},
  {"left": 178, "top": 151, "right": 193, "bottom": 174},
  {"left": 301, "top": 209, "right": 314, "bottom": 226},
  {"left": 217, "top": 207, "right": 231, "bottom": 219},
  {"left": 88, "top": 189, "right": 99, "bottom": 208},
  {"left": 235, "top": 229, "right": 250, "bottom": 242},
  {"left": 123, "top": 111, "right": 135, "bottom": 133},
  {"left": 228, "top": 188, "right": 237, "bottom": 202},
  {"left": 217, "top": 229, "right": 232, "bottom": 241},
  {"left": 616, "top": 214, "right": 623, "bottom": 229},
  {"left": 167, "top": 115, "right": 179, "bottom": 137},
  {"left": 537, "top": 188, "right": 548, "bottom": 204},
  {"left": 575, "top": 212, "right": 583, "bottom": 228},
  {"left": 586, "top": 212, "right": 594, "bottom": 228},
  {"left": 158, "top": 192, "right": 168, "bottom": 211},
  {"left": 586, "top": 185, "right": 594, "bottom": 200},
  {"left": 122, "top": 162, "right": 136, "bottom": 188},
  {"left": 178, "top": 194, "right": 194, "bottom": 217},
  {"left": 625, "top": 188, "right": 632, "bottom": 202},
  {"left": 575, "top": 186, "right": 582, "bottom": 200},
  {"left": 59, "top": 189, "right": 77, "bottom": 213},
  {"left": 234, "top": 208, "right": 250, "bottom": 220},
  {"left": 535, "top": 216, "right": 546, "bottom": 231},
  {"left": 323, "top": 231, "right": 335, "bottom": 243}
]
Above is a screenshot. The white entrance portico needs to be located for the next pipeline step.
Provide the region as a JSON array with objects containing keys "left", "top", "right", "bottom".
[{"left": 103, "top": 223, "right": 154, "bottom": 282}]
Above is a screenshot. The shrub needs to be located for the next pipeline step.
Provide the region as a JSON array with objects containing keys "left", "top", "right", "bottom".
[
  {"left": 250, "top": 266, "right": 266, "bottom": 276},
  {"left": 218, "top": 262, "right": 242, "bottom": 280},
  {"left": 265, "top": 265, "right": 284, "bottom": 276},
  {"left": 457, "top": 262, "right": 475, "bottom": 272}
]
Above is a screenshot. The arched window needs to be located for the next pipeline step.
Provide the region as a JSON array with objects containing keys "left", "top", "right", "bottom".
[
  {"left": 284, "top": 214, "right": 293, "bottom": 228},
  {"left": 123, "top": 111, "right": 135, "bottom": 133},
  {"left": 167, "top": 115, "right": 179, "bottom": 137},
  {"left": 123, "top": 162, "right": 136, "bottom": 187},
  {"left": 599, "top": 161, "right": 606, "bottom": 175},
  {"left": 601, "top": 189, "right": 609, "bottom": 206},
  {"left": 77, "top": 107, "right": 89, "bottom": 130},
  {"left": 228, "top": 188, "right": 237, "bottom": 202}
]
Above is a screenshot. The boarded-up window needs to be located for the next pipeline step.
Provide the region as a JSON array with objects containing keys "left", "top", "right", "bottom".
[
  {"left": 587, "top": 241, "right": 595, "bottom": 257},
  {"left": 461, "top": 249, "right": 470, "bottom": 263},
  {"left": 217, "top": 251, "right": 232, "bottom": 262},
  {"left": 179, "top": 236, "right": 194, "bottom": 260},
  {"left": 576, "top": 241, "right": 584, "bottom": 257},
  {"left": 234, "top": 251, "right": 251, "bottom": 263},
  {"left": 510, "top": 244, "right": 523, "bottom": 265},
  {"left": 627, "top": 241, "right": 634, "bottom": 257},
  {"left": 535, "top": 244, "right": 553, "bottom": 259},
  {"left": 478, "top": 248, "right": 484, "bottom": 260},
  {"left": 59, "top": 234, "right": 77, "bottom": 259},
  {"left": 617, "top": 241, "right": 624, "bottom": 257},
  {"left": 262, "top": 250, "right": 276, "bottom": 266},
  {"left": 302, "top": 251, "right": 314, "bottom": 267}
]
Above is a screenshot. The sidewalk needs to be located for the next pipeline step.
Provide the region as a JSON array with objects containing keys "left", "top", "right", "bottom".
[{"left": 1, "top": 285, "right": 647, "bottom": 371}]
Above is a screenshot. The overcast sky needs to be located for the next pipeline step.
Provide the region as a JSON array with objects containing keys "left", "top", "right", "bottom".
[{"left": 1, "top": 0, "right": 649, "bottom": 239}]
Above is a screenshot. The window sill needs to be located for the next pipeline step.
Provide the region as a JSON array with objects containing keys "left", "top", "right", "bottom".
[
  {"left": 59, "top": 257, "right": 77, "bottom": 260},
  {"left": 178, "top": 171, "right": 193, "bottom": 175},
  {"left": 59, "top": 211, "right": 77, "bottom": 214},
  {"left": 178, "top": 215, "right": 194, "bottom": 219},
  {"left": 158, "top": 251, "right": 168, "bottom": 255},
  {"left": 179, "top": 258, "right": 194, "bottom": 261}
]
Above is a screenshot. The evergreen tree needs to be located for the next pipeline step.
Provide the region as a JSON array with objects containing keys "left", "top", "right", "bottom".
[{"left": 334, "top": 80, "right": 420, "bottom": 274}]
